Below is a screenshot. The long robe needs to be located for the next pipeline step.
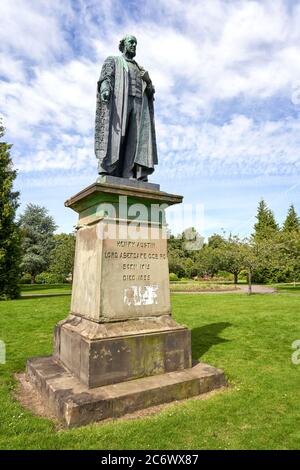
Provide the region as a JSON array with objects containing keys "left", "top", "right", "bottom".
[{"left": 94, "top": 55, "right": 158, "bottom": 176}]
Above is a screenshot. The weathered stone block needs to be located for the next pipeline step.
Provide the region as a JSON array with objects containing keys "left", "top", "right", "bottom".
[
  {"left": 70, "top": 221, "right": 172, "bottom": 322},
  {"left": 65, "top": 182, "right": 182, "bottom": 323},
  {"left": 54, "top": 315, "right": 192, "bottom": 388},
  {"left": 27, "top": 356, "right": 226, "bottom": 428}
]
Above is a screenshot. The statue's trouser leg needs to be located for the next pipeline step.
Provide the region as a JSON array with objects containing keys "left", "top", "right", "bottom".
[
  {"left": 122, "top": 96, "right": 142, "bottom": 178},
  {"left": 98, "top": 159, "right": 119, "bottom": 175}
]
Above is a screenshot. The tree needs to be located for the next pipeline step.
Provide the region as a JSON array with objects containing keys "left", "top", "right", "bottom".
[
  {"left": 167, "top": 228, "right": 205, "bottom": 278},
  {"left": 167, "top": 234, "right": 186, "bottom": 278},
  {"left": 253, "top": 199, "right": 279, "bottom": 240},
  {"left": 283, "top": 204, "right": 300, "bottom": 232},
  {"left": 216, "top": 236, "right": 244, "bottom": 285},
  {"left": 241, "top": 237, "right": 274, "bottom": 294},
  {"left": 276, "top": 230, "right": 300, "bottom": 285},
  {"left": 19, "top": 204, "right": 57, "bottom": 283},
  {"left": 0, "top": 121, "right": 21, "bottom": 299},
  {"left": 208, "top": 233, "right": 225, "bottom": 249},
  {"left": 194, "top": 246, "right": 220, "bottom": 278},
  {"left": 49, "top": 233, "right": 76, "bottom": 282}
]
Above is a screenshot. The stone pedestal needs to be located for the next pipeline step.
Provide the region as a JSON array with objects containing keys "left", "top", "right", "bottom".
[
  {"left": 54, "top": 315, "right": 192, "bottom": 388},
  {"left": 26, "top": 178, "right": 226, "bottom": 426}
]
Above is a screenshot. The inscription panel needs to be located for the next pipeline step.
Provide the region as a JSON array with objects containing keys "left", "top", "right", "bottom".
[{"left": 101, "top": 228, "right": 171, "bottom": 321}]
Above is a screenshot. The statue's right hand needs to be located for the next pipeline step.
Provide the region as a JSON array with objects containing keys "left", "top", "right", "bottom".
[{"left": 101, "top": 90, "right": 110, "bottom": 102}]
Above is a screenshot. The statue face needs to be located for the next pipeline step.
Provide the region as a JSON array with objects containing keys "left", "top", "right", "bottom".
[{"left": 124, "top": 36, "right": 137, "bottom": 58}]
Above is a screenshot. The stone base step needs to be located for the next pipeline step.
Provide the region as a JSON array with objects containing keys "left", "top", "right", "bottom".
[{"left": 27, "top": 356, "right": 226, "bottom": 427}]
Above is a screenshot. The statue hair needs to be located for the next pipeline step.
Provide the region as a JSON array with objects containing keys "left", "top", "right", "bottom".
[{"left": 119, "top": 35, "right": 137, "bottom": 52}]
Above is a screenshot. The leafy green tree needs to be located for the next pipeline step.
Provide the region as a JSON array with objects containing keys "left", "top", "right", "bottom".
[
  {"left": 241, "top": 237, "right": 274, "bottom": 294},
  {"left": 168, "top": 234, "right": 185, "bottom": 277},
  {"left": 275, "top": 230, "right": 300, "bottom": 285},
  {"left": 167, "top": 228, "right": 205, "bottom": 278},
  {"left": 49, "top": 233, "right": 76, "bottom": 282},
  {"left": 168, "top": 232, "right": 193, "bottom": 278},
  {"left": 0, "top": 122, "right": 21, "bottom": 299},
  {"left": 284, "top": 232, "right": 300, "bottom": 285},
  {"left": 254, "top": 199, "right": 279, "bottom": 240},
  {"left": 194, "top": 246, "right": 221, "bottom": 278},
  {"left": 283, "top": 204, "right": 300, "bottom": 232},
  {"left": 208, "top": 233, "right": 225, "bottom": 249},
  {"left": 216, "top": 236, "right": 244, "bottom": 284},
  {"left": 251, "top": 199, "right": 279, "bottom": 282},
  {"left": 181, "top": 257, "right": 197, "bottom": 278},
  {"left": 19, "top": 204, "right": 57, "bottom": 283}
]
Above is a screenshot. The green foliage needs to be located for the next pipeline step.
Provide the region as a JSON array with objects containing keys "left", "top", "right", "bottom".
[
  {"left": 167, "top": 228, "right": 204, "bottom": 278},
  {"left": 0, "top": 121, "right": 21, "bottom": 299},
  {"left": 49, "top": 233, "right": 75, "bottom": 282},
  {"left": 213, "top": 271, "right": 234, "bottom": 281},
  {"left": 35, "top": 272, "right": 62, "bottom": 284},
  {"left": 167, "top": 235, "right": 189, "bottom": 278},
  {"left": 207, "top": 233, "right": 225, "bottom": 248},
  {"left": 283, "top": 204, "right": 300, "bottom": 232},
  {"left": 253, "top": 199, "right": 279, "bottom": 240},
  {"left": 19, "top": 204, "right": 57, "bottom": 283},
  {"left": 239, "top": 238, "right": 273, "bottom": 293},
  {"left": 167, "top": 199, "right": 299, "bottom": 285},
  {"left": 276, "top": 230, "right": 300, "bottom": 283},
  {"left": 214, "top": 236, "right": 244, "bottom": 284},
  {"left": 169, "top": 272, "right": 179, "bottom": 281},
  {"left": 20, "top": 273, "right": 32, "bottom": 284},
  {"left": 194, "top": 246, "right": 220, "bottom": 277}
]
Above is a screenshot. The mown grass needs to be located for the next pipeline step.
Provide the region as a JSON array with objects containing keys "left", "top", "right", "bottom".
[
  {"left": 21, "top": 284, "right": 72, "bottom": 295},
  {"left": 272, "top": 283, "right": 300, "bottom": 294},
  {"left": 20, "top": 282, "right": 238, "bottom": 296},
  {"left": 0, "top": 294, "right": 300, "bottom": 449},
  {"left": 21, "top": 281, "right": 300, "bottom": 296}
]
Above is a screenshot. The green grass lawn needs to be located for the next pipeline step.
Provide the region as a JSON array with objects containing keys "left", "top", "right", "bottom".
[
  {"left": 272, "top": 283, "right": 300, "bottom": 294},
  {"left": 21, "top": 284, "right": 72, "bottom": 295},
  {"left": 20, "top": 281, "right": 300, "bottom": 296},
  {"left": 20, "top": 282, "right": 238, "bottom": 295},
  {"left": 0, "top": 293, "right": 300, "bottom": 449}
]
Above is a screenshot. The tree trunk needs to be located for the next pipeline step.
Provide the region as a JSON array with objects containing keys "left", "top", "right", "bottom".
[
  {"left": 234, "top": 272, "right": 238, "bottom": 285},
  {"left": 248, "top": 270, "right": 252, "bottom": 295},
  {"left": 31, "top": 274, "right": 35, "bottom": 284}
]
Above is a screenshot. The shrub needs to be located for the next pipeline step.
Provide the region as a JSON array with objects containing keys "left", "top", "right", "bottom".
[
  {"left": 20, "top": 273, "right": 32, "bottom": 284},
  {"left": 35, "top": 272, "right": 62, "bottom": 284}
]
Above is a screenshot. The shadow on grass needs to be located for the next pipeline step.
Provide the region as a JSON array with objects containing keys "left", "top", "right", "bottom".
[{"left": 191, "top": 322, "right": 232, "bottom": 359}]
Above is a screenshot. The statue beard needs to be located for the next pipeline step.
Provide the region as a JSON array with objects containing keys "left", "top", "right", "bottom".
[{"left": 125, "top": 49, "right": 136, "bottom": 59}]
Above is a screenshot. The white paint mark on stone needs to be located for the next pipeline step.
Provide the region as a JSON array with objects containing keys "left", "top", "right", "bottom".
[{"left": 124, "top": 285, "right": 159, "bottom": 306}]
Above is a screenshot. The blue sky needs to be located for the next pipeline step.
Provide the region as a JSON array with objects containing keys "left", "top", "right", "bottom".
[{"left": 1, "top": 0, "right": 300, "bottom": 239}]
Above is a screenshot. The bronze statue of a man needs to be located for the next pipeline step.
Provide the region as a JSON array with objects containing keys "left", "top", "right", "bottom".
[{"left": 95, "top": 35, "right": 158, "bottom": 181}]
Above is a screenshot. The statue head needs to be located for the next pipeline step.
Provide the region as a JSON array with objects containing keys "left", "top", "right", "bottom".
[{"left": 119, "top": 35, "right": 137, "bottom": 59}]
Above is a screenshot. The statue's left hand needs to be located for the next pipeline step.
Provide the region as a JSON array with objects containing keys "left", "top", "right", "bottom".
[
  {"left": 100, "top": 79, "right": 111, "bottom": 102},
  {"left": 101, "top": 90, "right": 110, "bottom": 102}
]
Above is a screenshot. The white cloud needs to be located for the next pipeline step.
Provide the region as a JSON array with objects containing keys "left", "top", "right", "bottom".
[
  {"left": 1, "top": 0, "right": 300, "bottom": 181},
  {"left": 156, "top": 113, "right": 300, "bottom": 177},
  {"left": 0, "top": 0, "right": 72, "bottom": 63}
]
